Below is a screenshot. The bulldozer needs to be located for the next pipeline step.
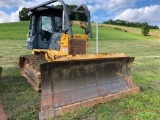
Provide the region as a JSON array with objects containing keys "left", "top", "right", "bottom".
[{"left": 19, "top": 0, "right": 140, "bottom": 119}]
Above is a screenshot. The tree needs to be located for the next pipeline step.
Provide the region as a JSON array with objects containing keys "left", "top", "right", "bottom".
[
  {"left": 19, "top": 7, "right": 30, "bottom": 21},
  {"left": 141, "top": 22, "right": 150, "bottom": 36},
  {"left": 54, "top": 4, "right": 86, "bottom": 21}
]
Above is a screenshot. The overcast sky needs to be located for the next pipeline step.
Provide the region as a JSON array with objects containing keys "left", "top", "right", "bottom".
[{"left": 0, "top": 0, "right": 160, "bottom": 26}]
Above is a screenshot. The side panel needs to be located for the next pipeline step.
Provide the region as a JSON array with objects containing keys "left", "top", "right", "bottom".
[
  {"left": 26, "top": 36, "right": 38, "bottom": 50},
  {"left": 49, "top": 33, "right": 61, "bottom": 50},
  {"left": 26, "top": 15, "right": 38, "bottom": 50}
]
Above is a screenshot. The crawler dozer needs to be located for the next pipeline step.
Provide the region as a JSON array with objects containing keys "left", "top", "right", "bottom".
[{"left": 19, "top": 0, "right": 139, "bottom": 119}]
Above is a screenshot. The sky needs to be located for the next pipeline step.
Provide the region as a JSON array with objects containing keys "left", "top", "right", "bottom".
[{"left": 0, "top": 0, "right": 160, "bottom": 26}]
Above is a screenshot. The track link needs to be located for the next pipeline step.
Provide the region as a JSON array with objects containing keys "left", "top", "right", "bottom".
[{"left": 19, "top": 55, "right": 47, "bottom": 91}]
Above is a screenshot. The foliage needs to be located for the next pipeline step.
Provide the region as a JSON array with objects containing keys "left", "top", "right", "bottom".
[
  {"left": 54, "top": 4, "right": 87, "bottom": 21},
  {"left": 19, "top": 7, "right": 30, "bottom": 21},
  {"left": 103, "top": 19, "right": 159, "bottom": 29},
  {"left": 141, "top": 22, "right": 150, "bottom": 36}
]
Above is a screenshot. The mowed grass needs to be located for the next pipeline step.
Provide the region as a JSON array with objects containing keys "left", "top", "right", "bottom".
[
  {"left": 0, "top": 40, "right": 39, "bottom": 119},
  {"left": 0, "top": 21, "right": 29, "bottom": 40},
  {"left": 72, "top": 24, "right": 157, "bottom": 41},
  {"left": 0, "top": 21, "right": 160, "bottom": 120},
  {"left": 93, "top": 23, "right": 160, "bottom": 37}
]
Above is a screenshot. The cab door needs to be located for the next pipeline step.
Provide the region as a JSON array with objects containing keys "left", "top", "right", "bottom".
[{"left": 38, "top": 16, "right": 53, "bottom": 49}]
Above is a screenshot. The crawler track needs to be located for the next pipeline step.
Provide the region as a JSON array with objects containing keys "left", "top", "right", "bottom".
[{"left": 19, "top": 55, "right": 47, "bottom": 91}]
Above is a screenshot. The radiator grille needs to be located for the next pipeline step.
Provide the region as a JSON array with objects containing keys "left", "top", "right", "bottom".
[{"left": 69, "top": 39, "right": 87, "bottom": 55}]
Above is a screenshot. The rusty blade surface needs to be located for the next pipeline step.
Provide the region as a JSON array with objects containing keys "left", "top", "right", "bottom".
[{"left": 40, "top": 57, "right": 135, "bottom": 112}]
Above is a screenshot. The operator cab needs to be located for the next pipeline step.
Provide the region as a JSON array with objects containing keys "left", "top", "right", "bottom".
[
  {"left": 27, "top": 7, "right": 63, "bottom": 49},
  {"left": 26, "top": 3, "right": 92, "bottom": 50}
]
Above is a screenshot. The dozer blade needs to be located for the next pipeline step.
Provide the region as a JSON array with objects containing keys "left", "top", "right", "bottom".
[{"left": 39, "top": 57, "right": 139, "bottom": 120}]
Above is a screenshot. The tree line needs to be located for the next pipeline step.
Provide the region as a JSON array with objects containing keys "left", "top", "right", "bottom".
[
  {"left": 102, "top": 19, "right": 159, "bottom": 29},
  {"left": 54, "top": 4, "right": 87, "bottom": 21}
]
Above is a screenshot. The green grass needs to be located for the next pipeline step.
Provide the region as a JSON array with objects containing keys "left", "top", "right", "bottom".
[
  {"left": 72, "top": 24, "right": 157, "bottom": 41},
  {"left": 91, "top": 26, "right": 157, "bottom": 40},
  {"left": 0, "top": 40, "right": 38, "bottom": 119},
  {"left": 0, "top": 22, "right": 160, "bottom": 120},
  {"left": 0, "top": 21, "right": 158, "bottom": 40},
  {"left": 0, "top": 21, "right": 29, "bottom": 40}
]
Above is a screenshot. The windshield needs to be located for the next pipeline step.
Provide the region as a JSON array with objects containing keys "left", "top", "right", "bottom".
[{"left": 42, "top": 16, "right": 53, "bottom": 33}]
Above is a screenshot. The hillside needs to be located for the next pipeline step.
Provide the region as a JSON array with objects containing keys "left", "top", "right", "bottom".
[
  {"left": 0, "top": 21, "right": 158, "bottom": 40},
  {"left": 0, "top": 22, "right": 29, "bottom": 40},
  {"left": 100, "top": 23, "right": 160, "bottom": 37}
]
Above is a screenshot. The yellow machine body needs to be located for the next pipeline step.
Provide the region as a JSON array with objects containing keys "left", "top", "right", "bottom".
[
  {"left": 32, "top": 34, "right": 88, "bottom": 62},
  {"left": 19, "top": 1, "right": 140, "bottom": 119}
]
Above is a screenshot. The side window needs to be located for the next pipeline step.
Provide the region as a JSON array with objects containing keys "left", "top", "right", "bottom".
[
  {"left": 29, "top": 15, "right": 35, "bottom": 36},
  {"left": 55, "top": 16, "right": 62, "bottom": 32}
]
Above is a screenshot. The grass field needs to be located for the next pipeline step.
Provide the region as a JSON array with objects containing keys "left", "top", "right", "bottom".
[
  {"left": 0, "top": 21, "right": 160, "bottom": 120},
  {"left": 0, "top": 22, "right": 29, "bottom": 40},
  {"left": 0, "top": 21, "right": 158, "bottom": 40}
]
